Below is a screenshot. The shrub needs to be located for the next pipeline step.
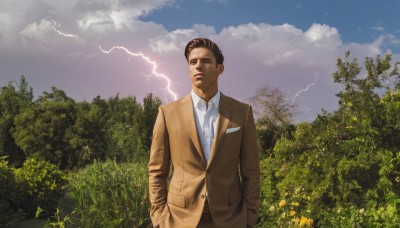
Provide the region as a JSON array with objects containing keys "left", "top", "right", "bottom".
[
  {"left": 14, "top": 158, "right": 67, "bottom": 217},
  {"left": 0, "top": 156, "right": 20, "bottom": 225},
  {"left": 257, "top": 157, "right": 279, "bottom": 227},
  {"left": 67, "top": 160, "right": 150, "bottom": 227}
]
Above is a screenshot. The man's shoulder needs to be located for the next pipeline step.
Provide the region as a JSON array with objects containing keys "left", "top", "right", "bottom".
[
  {"left": 160, "top": 94, "right": 191, "bottom": 111},
  {"left": 221, "top": 93, "right": 250, "bottom": 109}
]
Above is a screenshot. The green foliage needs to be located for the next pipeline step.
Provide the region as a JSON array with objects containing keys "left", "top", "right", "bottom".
[
  {"left": 13, "top": 99, "right": 77, "bottom": 169},
  {"left": 69, "top": 100, "right": 109, "bottom": 166},
  {"left": 258, "top": 52, "right": 400, "bottom": 227},
  {"left": 14, "top": 158, "right": 67, "bottom": 217},
  {"left": 36, "top": 207, "right": 74, "bottom": 228},
  {"left": 66, "top": 160, "right": 150, "bottom": 227},
  {"left": 38, "top": 87, "right": 75, "bottom": 103},
  {"left": 105, "top": 94, "right": 144, "bottom": 161},
  {"left": 0, "top": 75, "right": 33, "bottom": 166},
  {"left": 9, "top": 81, "right": 161, "bottom": 169},
  {"left": 257, "top": 158, "right": 279, "bottom": 226},
  {"left": 0, "top": 156, "right": 21, "bottom": 225},
  {"left": 134, "top": 93, "right": 162, "bottom": 152},
  {"left": 0, "top": 157, "right": 66, "bottom": 226},
  {"left": 107, "top": 122, "right": 139, "bottom": 162}
]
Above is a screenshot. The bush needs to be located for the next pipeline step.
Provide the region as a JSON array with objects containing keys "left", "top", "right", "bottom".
[
  {"left": 0, "top": 156, "right": 21, "bottom": 225},
  {"left": 257, "top": 157, "right": 278, "bottom": 227},
  {"left": 67, "top": 160, "right": 150, "bottom": 227},
  {"left": 14, "top": 158, "right": 67, "bottom": 217}
]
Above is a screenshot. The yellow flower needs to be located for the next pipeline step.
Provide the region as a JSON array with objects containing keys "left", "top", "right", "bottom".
[
  {"left": 294, "top": 217, "right": 300, "bottom": 225},
  {"left": 279, "top": 200, "right": 286, "bottom": 207},
  {"left": 299, "top": 216, "right": 308, "bottom": 227},
  {"left": 299, "top": 216, "right": 313, "bottom": 227},
  {"left": 291, "top": 201, "right": 300, "bottom": 207},
  {"left": 306, "top": 218, "right": 314, "bottom": 226},
  {"left": 290, "top": 210, "right": 296, "bottom": 216}
]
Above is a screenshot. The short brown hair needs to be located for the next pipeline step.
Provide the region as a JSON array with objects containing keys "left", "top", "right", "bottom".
[{"left": 184, "top": 38, "right": 224, "bottom": 64}]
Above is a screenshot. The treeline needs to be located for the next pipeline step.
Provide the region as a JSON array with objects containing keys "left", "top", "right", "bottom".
[{"left": 0, "top": 77, "right": 161, "bottom": 170}]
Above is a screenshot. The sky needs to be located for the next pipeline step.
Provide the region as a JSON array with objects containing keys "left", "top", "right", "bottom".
[{"left": 0, "top": 0, "right": 399, "bottom": 122}]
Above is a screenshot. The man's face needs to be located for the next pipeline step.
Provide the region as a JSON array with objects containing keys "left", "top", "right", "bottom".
[{"left": 188, "top": 47, "right": 224, "bottom": 91}]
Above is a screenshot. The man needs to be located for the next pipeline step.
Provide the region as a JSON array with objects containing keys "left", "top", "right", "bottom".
[{"left": 148, "top": 38, "right": 260, "bottom": 228}]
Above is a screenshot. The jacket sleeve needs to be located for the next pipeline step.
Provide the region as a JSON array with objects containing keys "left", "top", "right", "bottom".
[
  {"left": 148, "top": 106, "right": 171, "bottom": 227},
  {"left": 240, "top": 105, "right": 260, "bottom": 227}
]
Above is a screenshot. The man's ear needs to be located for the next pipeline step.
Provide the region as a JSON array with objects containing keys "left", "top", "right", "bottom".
[{"left": 218, "top": 64, "right": 224, "bottom": 74}]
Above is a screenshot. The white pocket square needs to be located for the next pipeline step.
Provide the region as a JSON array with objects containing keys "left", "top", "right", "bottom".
[{"left": 226, "top": 127, "right": 240, "bottom": 134}]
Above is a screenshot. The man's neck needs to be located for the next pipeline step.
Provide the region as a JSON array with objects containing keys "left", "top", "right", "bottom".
[{"left": 192, "top": 87, "right": 218, "bottom": 104}]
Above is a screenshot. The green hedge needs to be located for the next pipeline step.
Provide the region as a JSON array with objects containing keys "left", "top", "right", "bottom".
[{"left": 67, "top": 160, "right": 150, "bottom": 227}]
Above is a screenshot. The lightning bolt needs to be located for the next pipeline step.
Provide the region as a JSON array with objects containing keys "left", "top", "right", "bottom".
[
  {"left": 98, "top": 45, "right": 178, "bottom": 101},
  {"left": 52, "top": 20, "right": 80, "bottom": 39},
  {"left": 292, "top": 73, "right": 318, "bottom": 105},
  {"left": 50, "top": 20, "right": 178, "bottom": 102}
]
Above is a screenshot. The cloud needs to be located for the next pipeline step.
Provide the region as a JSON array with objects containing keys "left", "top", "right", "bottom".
[
  {"left": 149, "top": 24, "right": 216, "bottom": 53},
  {"left": 346, "top": 36, "right": 384, "bottom": 58},
  {"left": 386, "top": 33, "right": 400, "bottom": 46},
  {"left": 305, "top": 23, "right": 342, "bottom": 48},
  {"left": 0, "top": 0, "right": 31, "bottom": 42},
  {"left": 149, "top": 29, "right": 195, "bottom": 53},
  {"left": 263, "top": 49, "right": 307, "bottom": 67},
  {"left": 3, "top": 0, "right": 173, "bottom": 39},
  {"left": 214, "top": 23, "right": 343, "bottom": 68},
  {"left": 75, "top": 0, "right": 173, "bottom": 32},
  {"left": 19, "top": 19, "right": 54, "bottom": 44},
  {"left": 0, "top": 13, "right": 8, "bottom": 39}
]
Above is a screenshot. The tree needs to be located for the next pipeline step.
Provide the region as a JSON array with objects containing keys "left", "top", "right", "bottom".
[
  {"left": 69, "top": 100, "right": 109, "bottom": 167},
  {"left": 12, "top": 88, "right": 77, "bottom": 170},
  {"left": 38, "top": 86, "right": 74, "bottom": 103},
  {"left": 141, "top": 93, "right": 162, "bottom": 151},
  {"left": 0, "top": 75, "right": 33, "bottom": 167},
  {"left": 249, "top": 86, "right": 296, "bottom": 153},
  {"left": 134, "top": 93, "right": 162, "bottom": 152},
  {"left": 105, "top": 95, "right": 143, "bottom": 162}
]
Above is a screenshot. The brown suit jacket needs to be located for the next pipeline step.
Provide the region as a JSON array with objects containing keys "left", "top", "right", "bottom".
[{"left": 148, "top": 93, "right": 260, "bottom": 228}]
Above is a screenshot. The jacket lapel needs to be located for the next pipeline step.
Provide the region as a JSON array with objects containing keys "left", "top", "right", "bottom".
[
  {"left": 207, "top": 93, "right": 232, "bottom": 168},
  {"left": 181, "top": 94, "right": 207, "bottom": 165}
]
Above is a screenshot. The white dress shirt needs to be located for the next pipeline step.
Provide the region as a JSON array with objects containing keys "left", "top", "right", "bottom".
[{"left": 191, "top": 90, "right": 220, "bottom": 163}]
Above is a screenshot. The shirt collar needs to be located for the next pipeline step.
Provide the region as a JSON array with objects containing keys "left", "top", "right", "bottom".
[{"left": 191, "top": 90, "right": 220, "bottom": 110}]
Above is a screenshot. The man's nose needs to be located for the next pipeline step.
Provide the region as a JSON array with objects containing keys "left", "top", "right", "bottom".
[{"left": 196, "top": 62, "right": 203, "bottom": 70}]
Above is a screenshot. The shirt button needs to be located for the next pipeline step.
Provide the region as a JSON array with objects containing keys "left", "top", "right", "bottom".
[{"left": 201, "top": 194, "right": 206, "bottom": 199}]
